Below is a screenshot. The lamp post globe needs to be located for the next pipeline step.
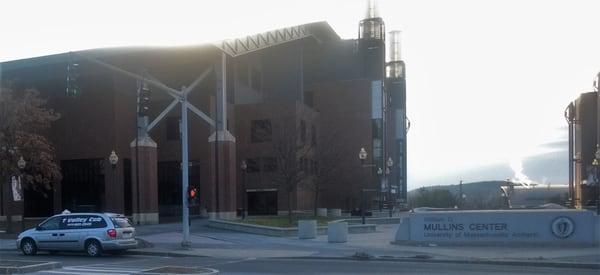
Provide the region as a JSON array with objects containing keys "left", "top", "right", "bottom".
[
  {"left": 358, "top": 147, "right": 367, "bottom": 161},
  {"left": 109, "top": 150, "right": 119, "bottom": 168},
  {"left": 387, "top": 157, "right": 393, "bottom": 168},
  {"left": 240, "top": 160, "right": 248, "bottom": 219},
  {"left": 17, "top": 156, "right": 26, "bottom": 170}
]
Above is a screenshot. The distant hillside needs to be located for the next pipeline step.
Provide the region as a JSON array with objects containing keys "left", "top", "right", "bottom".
[
  {"left": 408, "top": 181, "right": 506, "bottom": 209},
  {"left": 410, "top": 149, "right": 568, "bottom": 189},
  {"left": 409, "top": 180, "right": 504, "bottom": 197}
]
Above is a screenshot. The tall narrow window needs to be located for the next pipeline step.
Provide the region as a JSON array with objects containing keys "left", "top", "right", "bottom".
[
  {"left": 251, "top": 67, "right": 262, "bottom": 92},
  {"left": 238, "top": 63, "right": 249, "bottom": 86}
]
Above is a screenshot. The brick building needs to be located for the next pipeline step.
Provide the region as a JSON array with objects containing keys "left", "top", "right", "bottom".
[
  {"left": 0, "top": 12, "right": 408, "bottom": 223},
  {"left": 565, "top": 73, "right": 600, "bottom": 209}
]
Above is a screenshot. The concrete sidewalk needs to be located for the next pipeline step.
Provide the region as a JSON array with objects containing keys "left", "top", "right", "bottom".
[
  {"left": 131, "top": 222, "right": 600, "bottom": 268},
  {"left": 2, "top": 220, "right": 598, "bottom": 269}
]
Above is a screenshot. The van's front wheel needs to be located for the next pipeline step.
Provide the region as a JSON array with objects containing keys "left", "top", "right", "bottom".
[{"left": 20, "top": 238, "right": 37, "bottom": 256}]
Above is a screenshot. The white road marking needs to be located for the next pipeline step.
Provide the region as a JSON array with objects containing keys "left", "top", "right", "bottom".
[
  {"left": 40, "top": 265, "right": 146, "bottom": 274},
  {"left": 43, "top": 271, "right": 129, "bottom": 275},
  {"left": 202, "top": 257, "right": 256, "bottom": 267}
]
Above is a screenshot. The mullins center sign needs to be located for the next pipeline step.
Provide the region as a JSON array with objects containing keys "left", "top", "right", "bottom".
[{"left": 394, "top": 209, "right": 599, "bottom": 246}]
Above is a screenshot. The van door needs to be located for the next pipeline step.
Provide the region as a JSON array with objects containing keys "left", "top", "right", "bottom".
[
  {"left": 59, "top": 215, "right": 92, "bottom": 250},
  {"left": 33, "top": 216, "right": 62, "bottom": 250}
]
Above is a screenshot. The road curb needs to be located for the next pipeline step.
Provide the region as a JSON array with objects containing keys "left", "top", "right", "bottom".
[
  {"left": 128, "top": 249, "right": 209, "bottom": 258},
  {"left": 0, "top": 261, "right": 62, "bottom": 274},
  {"left": 272, "top": 256, "right": 600, "bottom": 270}
]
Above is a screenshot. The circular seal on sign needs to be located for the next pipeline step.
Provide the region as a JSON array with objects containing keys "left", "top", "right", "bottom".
[{"left": 551, "top": 217, "right": 574, "bottom": 239}]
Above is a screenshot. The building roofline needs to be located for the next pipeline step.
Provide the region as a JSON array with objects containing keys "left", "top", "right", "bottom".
[{"left": 0, "top": 21, "right": 340, "bottom": 71}]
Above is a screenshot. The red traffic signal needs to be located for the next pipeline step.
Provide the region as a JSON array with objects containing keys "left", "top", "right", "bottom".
[
  {"left": 189, "top": 187, "right": 198, "bottom": 199},
  {"left": 188, "top": 187, "right": 199, "bottom": 206}
]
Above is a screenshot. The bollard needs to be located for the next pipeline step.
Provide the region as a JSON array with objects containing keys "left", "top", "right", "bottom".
[
  {"left": 298, "top": 220, "right": 317, "bottom": 239},
  {"left": 327, "top": 222, "right": 348, "bottom": 243},
  {"left": 317, "top": 208, "right": 328, "bottom": 217},
  {"left": 328, "top": 208, "right": 342, "bottom": 217}
]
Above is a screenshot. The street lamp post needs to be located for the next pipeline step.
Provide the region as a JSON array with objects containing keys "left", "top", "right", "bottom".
[
  {"left": 240, "top": 160, "right": 247, "bottom": 220},
  {"left": 386, "top": 157, "right": 393, "bottom": 217},
  {"left": 109, "top": 150, "right": 119, "bottom": 213},
  {"left": 358, "top": 147, "right": 375, "bottom": 221},
  {"left": 593, "top": 145, "right": 600, "bottom": 215},
  {"left": 377, "top": 167, "right": 383, "bottom": 211},
  {"left": 9, "top": 156, "right": 26, "bottom": 234}
]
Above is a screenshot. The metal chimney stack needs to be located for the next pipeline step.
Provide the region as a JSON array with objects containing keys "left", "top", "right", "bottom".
[
  {"left": 366, "top": 0, "right": 379, "bottom": 19},
  {"left": 387, "top": 31, "right": 403, "bottom": 79},
  {"left": 385, "top": 29, "right": 407, "bottom": 207}
]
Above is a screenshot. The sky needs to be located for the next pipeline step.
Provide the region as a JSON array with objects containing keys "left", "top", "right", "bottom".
[{"left": 1, "top": 0, "right": 599, "bottom": 190}]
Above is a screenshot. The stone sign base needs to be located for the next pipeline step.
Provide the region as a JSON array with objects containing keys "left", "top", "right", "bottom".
[{"left": 394, "top": 209, "right": 599, "bottom": 246}]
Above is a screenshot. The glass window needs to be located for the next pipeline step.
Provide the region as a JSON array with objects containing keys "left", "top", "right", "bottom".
[
  {"left": 251, "top": 67, "right": 262, "bottom": 92},
  {"left": 246, "top": 158, "right": 260, "bottom": 173},
  {"left": 262, "top": 157, "right": 278, "bottom": 172},
  {"left": 251, "top": 120, "right": 272, "bottom": 143},
  {"left": 238, "top": 63, "right": 248, "bottom": 86},
  {"left": 60, "top": 215, "right": 107, "bottom": 229},
  {"left": 111, "top": 217, "right": 132, "bottom": 228},
  {"left": 39, "top": 216, "right": 62, "bottom": 230},
  {"left": 371, "top": 80, "right": 383, "bottom": 119}
]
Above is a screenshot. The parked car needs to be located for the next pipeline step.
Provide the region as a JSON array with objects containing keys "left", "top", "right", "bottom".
[{"left": 17, "top": 212, "right": 137, "bottom": 257}]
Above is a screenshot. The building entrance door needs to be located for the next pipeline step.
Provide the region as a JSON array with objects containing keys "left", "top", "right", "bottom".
[
  {"left": 247, "top": 190, "right": 277, "bottom": 216},
  {"left": 60, "top": 159, "right": 105, "bottom": 212}
]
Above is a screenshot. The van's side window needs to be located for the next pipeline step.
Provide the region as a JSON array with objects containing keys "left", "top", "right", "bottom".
[
  {"left": 60, "top": 215, "right": 107, "bottom": 229},
  {"left": 39, "top": 216, "right": 62, "bottom": 230}
]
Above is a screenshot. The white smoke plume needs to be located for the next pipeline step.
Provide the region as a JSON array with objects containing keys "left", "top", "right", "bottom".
[{"left": 509, "top": 158, "right": 534, "bottom": 187}]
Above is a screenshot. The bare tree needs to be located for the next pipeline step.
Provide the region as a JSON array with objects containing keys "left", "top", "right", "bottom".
[
  {"left": 0, "top": 87, "right": 61, "bottom": 233},
  {"left": 306, "top": 128, "right": 347, "bottom": 216},
  {"left": 266, "top": 108, "right": 314, "bottom": 223}
]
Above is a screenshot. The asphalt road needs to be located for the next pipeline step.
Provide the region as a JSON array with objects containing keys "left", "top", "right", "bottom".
[{"left": 0, "top": 251, "right": 597, "bottom": 274}]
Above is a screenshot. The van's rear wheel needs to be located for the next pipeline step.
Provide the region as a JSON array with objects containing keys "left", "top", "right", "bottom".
[
  {"left": 21, "top": 238, "right": 37, "bottom": 256},
  {"left": 85, "top": 240, "right": 102, "bottom": 257}
]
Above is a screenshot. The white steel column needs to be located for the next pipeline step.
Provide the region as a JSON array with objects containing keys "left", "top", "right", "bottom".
[{"left": 180, "top": 90, "right": 191, "bottom": 247}]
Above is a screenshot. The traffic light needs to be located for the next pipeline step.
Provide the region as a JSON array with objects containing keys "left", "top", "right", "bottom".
[
  {"left": 188, "top": 186, "right": 198, "bottom": 206},
  {"left": 66, "top": 56, "right": 80, "bottom": 97},
  {"left": 138, "top": 81, "right": 151, "bottom": 116}
]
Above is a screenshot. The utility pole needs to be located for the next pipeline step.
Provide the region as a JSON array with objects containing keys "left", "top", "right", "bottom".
[
  {"left": 459, "top": 180, "right": 463, "bottom": 209},
  {"left": 74, "top": 51, "right": 214, "bottom": 248},
  {"left": 180, "top": 88, "right": 191, "bottom": 248}
]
